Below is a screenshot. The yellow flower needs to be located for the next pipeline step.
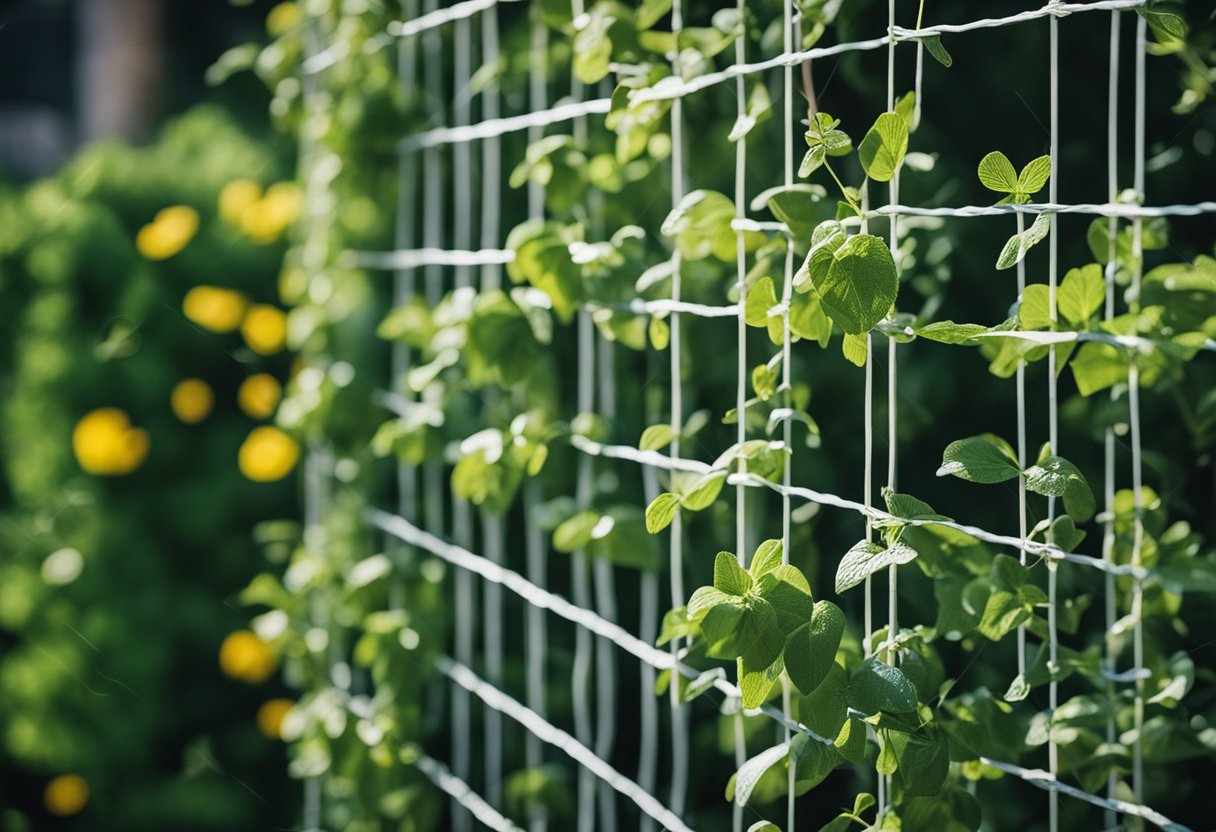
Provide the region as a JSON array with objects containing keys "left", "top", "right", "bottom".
[
  {"left": 238, "top": 426, "right": 299, "bottom": 482},
  {"left": 266, "top": 2, "right": 302, "bottom": 36},
  {"left": 241, "top": 304, "right": 287, "bottom": 356},
  {"left": 218, "top": 180, "right": 262, "bottom": 227},
  {"left": 45, "top": 774, "right": 89, "bottom": 816},
  {"left": 136, "top": 205, "right": 199, "bottom": 260},
  {"left": 240, "top": 182, "right": 301, "bottom": 244},
  {"left": 72, "top": 408, "right": 149, "bottom": 476},
  {"left": 219, "top": 630, "right": 277, "bottom": 684},
  {"left": 171, "top": 378, "right": 214, "bottom": 424},
  {"left": 238, "top": 374, "right": 282, "bottom": 419},
  {"left": 183, "top": 286, "right": 248, "bottom": 333},
  {"left": 257, "top": 698, "right": 294, "bottom": 739}
]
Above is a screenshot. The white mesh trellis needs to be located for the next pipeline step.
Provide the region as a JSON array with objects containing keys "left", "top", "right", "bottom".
[{"left": 299, "top": 2, "right": 1216, "bottom": 831}]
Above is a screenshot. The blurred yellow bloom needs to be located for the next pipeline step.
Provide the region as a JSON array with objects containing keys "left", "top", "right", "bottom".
[
  {"left": 136, "top": 205, "right": 198, "bottom": 260},
  {"left": 72, "top": 408, "right": 149, "bottom": 476},
  {"left": 238, "top": 426, "right": 299, "bottom": 482},
  {"left": 266, "top": 2, "right": 302, "bottom": 36},
  {"left": 170, "top": 378, "right": 214, "bottom": 424},
  {"left": 240, "top": 182, "right": 302, "bottom": 244},
  {"left": 219, "top": 179, "right": 262, "bottom": 227},
  {"left": 183, "top": 285, "right": 248, "bottom": 333},
  {"left": 241, "top": 304, "right": 287, "bottom": 355},
  {"left": 238, "top": 374, "right": 282, "bottom": 419},
  {"left": 219, "top": 630, "right": 277, "bottom": 684},
  {"left": 256, "top": 698, "right": 294, "bottom": 739},
  {"left": 44, "top": 774, "right": 89, "bottom": 816}
]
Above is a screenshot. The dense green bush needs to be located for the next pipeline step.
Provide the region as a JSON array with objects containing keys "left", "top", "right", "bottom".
[{"left": 0, "top": 106, "right": 302, "bottom": 831}]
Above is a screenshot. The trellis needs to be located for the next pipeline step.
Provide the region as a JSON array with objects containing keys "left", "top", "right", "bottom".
[{"left": 291, "top": 1, "right": 1215, "bottom": 831}]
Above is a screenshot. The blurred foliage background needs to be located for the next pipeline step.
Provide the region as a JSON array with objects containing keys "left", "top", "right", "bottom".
[{"left": 0, "top": 2, "right": 305, "bottom": 829}]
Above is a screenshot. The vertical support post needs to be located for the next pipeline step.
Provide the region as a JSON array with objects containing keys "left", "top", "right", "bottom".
[{"left": 1046, "top": 12, "right": 1061, "bottom": 832}]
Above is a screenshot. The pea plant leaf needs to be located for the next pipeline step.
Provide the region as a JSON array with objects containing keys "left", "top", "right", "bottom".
[
  {"left": 858, "top": 112, "right": 909, "bottom": 183},
  {"left": 730, "top": 741, "right": 789, "bottom": 806},
  {"left": 645, "top": 492, "right": 679, "bottom": 533},
  {"left": 979, "top": 151, "right": 1051, "bottom": 206},
  {"left": 639, "top": 423, "right": 675, "bottom": 451},
  {"left": 835, "top": 540, "right": 919, "bottom": 593},
  {"left": 807, "top": 233, "right": 899, "bottom": 334},
  {"left": 977, "top": 151, "right": 1019, "bottom": 194},
  {"left": 995, "top": 212, "right": 1051, "bottom": 270},
  {"left": 1023, "top": 455, "right": 1096, "bottom": 521},
  {"left": 937, "top": 435, "right": 1021, "bottom": 483},
  {"left": 846, "top": 657, "right": 918, "bottom": 715},
  {"left": 728, "top": 82, "right": 773, "bottom": 142},
  {"left": 1057, "top": 263, "right": 1105, "bottom": 327},
  {"left": 784, "top": 600, "right": 845, "bottom": 695},
  {"left": 800, "top": 111, "right": 853, "bottom": 177},
  {"left": 924, "top": 35, "right": 953, "bottom": 67}
]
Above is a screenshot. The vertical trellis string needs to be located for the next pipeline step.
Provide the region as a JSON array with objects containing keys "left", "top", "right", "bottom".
[
  {"left": 732, "top": 1, "right": 748, "bottom": 830},
  {"left": 524, "top": 8, "right": 549, "bottom": 832},
  {"left": 1046, "top": 12, "right": 1061, "bottom": 832},
  {"left": 479, "top": 3, "right": 505, "bottom": 811},
  {"left": 668, "top": 0, "right": 689, "bottom": 820},
  {"left": 591, "top": 91, "right": 620, "bottom": 824},
  {"left": 569, "top": 0, "right": 597, "bottom": 826},
  {"left": 638, "top": 394, "right": 662, "bottom": 832},
  {"left": 884, "top": 0, "right": 900, "bottom": 811},
  {"left": 1130, "top": 9, "right": 1148, "bottom": 814},
  {"left": 779, "top": 1, "right": 797, "bottom": 828},
  {"left": 1102, "top": 10, "right": 1121, "bottom": 830},
  {"left": 298, "top": 14, "right": 327, "bottom": 830}
]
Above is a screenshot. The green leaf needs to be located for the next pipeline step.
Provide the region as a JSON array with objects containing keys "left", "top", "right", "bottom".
[
  {"left": 790, "top": 731, "right": 842, "bottom": 791},
  {"left": 858, "top": 112, "right": 909, "bottom": 183},
  {"left": 815, "top": 233, "right": 899, "bottom": 334},
  {"left": 639, "top": 423, "right": 675, "bottom": 452},
  {"left": 680, "top": 470, "right": 727, "bottom": 511},
  {"left": 915, "top": 320, "right": 989, "bottom": 345},
  {"left": 1024, "top": 455, "right": 1095, "bottom": 521},
  {"left": 649, "top": 315, "right": 670, "bottom": 350},
  {"left": 1017, "top": 155, "right": 1052, "bottom": 196},
  {"left": 757, "top": 564, "right": 813, "bottom": 635},
  {"left": 688, "top": 586, "right": 740, "bottom": 620},
  {"left": 656, "top": 606, "right": 697, "bottom": 646},
  {"left": 842, "top": 333, "right": 868, "bottom": 366},
  {"left": 572, "top": 11, "right": 613, "bottom": 85},
  {"left": 882, "top": 488, "right": 949, "bottom": 521},
  {"left": 1057, "top": 263, "right": 1105, "bottom": 327},
  {"left": 645, "top": 492, "right": 679, "bottom": 533},
  {"left": 978, "top": 151, "right": 1018, "bottom": 194},
  {"left": 553, "top": 511, "right": 601, "bottom": 553},
  {"left": 731, "top": 742, "right": 790, "bottom": 806},
  {"left": 1070, "top": 341, "right": 1127, "bottom": 396},
  {"left": 937, "top": 435, "right": 1021, "bottom": 483},
  {"left": 760, "top": 184, "right": 832, "bottom": 240},
  {"left": 790, "top": 290, "right": 833, "bottom": 346},
  {"left": 847, "top": 658, "right": 918, "bottom": 715},
  {"left": 1018, "top": 283, "right": 1054, "bottom": 330},
  {"left": 996, "top": 213, "right": 1051, "bottom": 270},
  {"left": 714, "top": 550, "right": 753, "bottom": 596},
  {"left": 749, "top": 539, "right": 784, "bottom": 579},
  {"left": 661, "top": 189, "right": 739, "bottom": 262},
  {"left": 738, "top": 651, "right": 784, "bottom": 709},
  {"left": 785, "top": 601, "right": 845, "bottom": 695},
  {"left": 924, "top": 35, "right": 952, "bottom": 67},
  {"left": 891, "top": 728, "right": 950, "bottom": 797},
  {"left": 745, "top": 275, "right": 784, "bottom": 345},
  {"left": 835, "top": 540, "right": 918, "bottom": 593}
]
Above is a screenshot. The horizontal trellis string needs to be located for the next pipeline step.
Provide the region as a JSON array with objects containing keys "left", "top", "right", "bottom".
[
  {"left": 627, "top": 0, "right": 1149, "bottom": 104},
  {"left": 437, "top": 656, "right": 695, "bottom": 832},
  {"left": 411, "top": 753, "right": 526, "bottom": 832}
]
